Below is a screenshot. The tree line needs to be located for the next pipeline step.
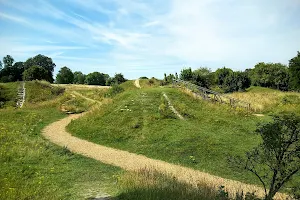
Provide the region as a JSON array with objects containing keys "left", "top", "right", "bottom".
[
  {"left": 0, "top": 54, "right": 127, "bottom": 86},
  {"left": 164, "top": 51, "right": 300, "bottom": 93}
]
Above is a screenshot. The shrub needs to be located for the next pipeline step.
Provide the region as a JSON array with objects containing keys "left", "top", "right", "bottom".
[{"left": 105, "top": 84, "right": 124, "bottom": 97}]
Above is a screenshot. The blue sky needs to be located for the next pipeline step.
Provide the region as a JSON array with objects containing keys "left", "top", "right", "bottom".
[{"left": 0, "top": 0, "right": 300, "bottom": 79}]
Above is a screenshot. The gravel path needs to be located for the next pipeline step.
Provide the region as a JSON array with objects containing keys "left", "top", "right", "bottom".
[
  {"left": 134, "top": 79, "right": 141, "bottom": 88},
  {"left": 42, "top": 114, "right": 287, "bottom": 199}
]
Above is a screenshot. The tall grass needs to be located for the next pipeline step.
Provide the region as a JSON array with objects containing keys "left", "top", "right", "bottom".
[
  {"left": 115, "top": 168, "right": 260, "bottom": 200},
  {"left": 228, "top": 86, "right": 300, "bottom": 114}
]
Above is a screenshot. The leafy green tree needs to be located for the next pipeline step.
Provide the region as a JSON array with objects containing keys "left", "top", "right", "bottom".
[
  {"left": 289, "top": 51, "right": 300, "bottom": 91},
  {"left": 3, "top": 55, "right": 14, "bottom": 68},
  {"left": 85, "top": 72, "right": 106, "bottom": 85},
  {"left": 0, "top": 61, "right": 2, "bottom": 71},
  {"left": 0, "top": 61, "right": 24, "bottom": 82},
  {"left": 223, "top": 71, "right": 251, "bottom": 92},
  {"left": 192, "top": 67, "right": 215, "bottom": 88},
  {"left": 24, "top": 54, "right": 56, "bottom": 83},
  {"left": 215, "top": 67, "right": 233, "bottom": 86},
  {"left": 23, "top": 65, "right": 48, "bottom": 81},
  {"left": 55, "top": 66, "right": 74, "bottom": 84},
  {"left": 250, "top": 62, "right": 289, "bottom": 90},
  {"left": 229, "top": 114, "right": 300, "bottom": 200},
  {"left": 73, "top": 71, "right": 86, "bottom": 84},
  {"left": 180, "top": 68, "right": 193, "bottom": 81},
  {"left": 113, "top": 73, "right": 126, "bottom": 84}
]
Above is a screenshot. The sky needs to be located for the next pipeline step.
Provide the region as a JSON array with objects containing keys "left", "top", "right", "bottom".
[{"left": 0, "top": 0, "right": 300, "bottom": 79}]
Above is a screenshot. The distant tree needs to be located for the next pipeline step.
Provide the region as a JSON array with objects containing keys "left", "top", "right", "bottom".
[
  {"left": 215, "top": 67, "right": 233, "bottom": 86},
  {"left": 164, "top": 73, "right": 167, "bottom": 82},
  {"left": 140, "top": 76, "right": 148, "bottom": 79},
  {"left": 85, "top": 72, "right": 106, "bottom": 85},
  {"left": 73, "top": 71, "right": 86, "bottom": 84},
  {"left": 289, "top": 51, "right": 300, "bottom": 91},
  {"left": 192, "top": 67, "right": 214, "bottom": 88},
  {"left": 250, "top": 62, "right": 289, "bottom": 90},
  {"left": 175, "top": 72, "right": 178, "bottom": 80},
  {"left": 56, "top": 66, "right": 74, "bottom": 84},
  {"left": 24, "top": 54, "right": 56, "bottom": 83},
  {"left": 180, "top": 68, "right": 193, "bottom": 81},
  {"left": 223, "top": 71, "right": 251, "bottom": 93},
  {"left": 166, "top": 74, "right": 175, "bottom": 83},
  {"left": 0, "top": 61, "right": 24, "bottom": 82},
  {"left": 0, "top": 61, "right": 2, "bottom": 71},
  {"left": 3, "top": 55, "right": 14, "bottom": 68},
  {"left": 229, "top": 114, "right": 300, "bottom": 200},
  {"left": 23, "top": 65, "right": 48, "bottom": 81},
  {"left": 113, "top": 73, "right": 126, "bottom": 84}
]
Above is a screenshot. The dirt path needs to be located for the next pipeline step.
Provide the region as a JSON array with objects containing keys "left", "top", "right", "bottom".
[
  {"left": 42, "top": 114, "right": 287, "bottom": 199},
  {"left": 134, "top": 79, "right": 141, "bottom": 88}
]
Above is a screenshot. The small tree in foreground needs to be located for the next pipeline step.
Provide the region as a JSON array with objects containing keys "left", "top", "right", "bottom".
[{"left": 229, "top": 114, "right": 300, "bottom": 200}]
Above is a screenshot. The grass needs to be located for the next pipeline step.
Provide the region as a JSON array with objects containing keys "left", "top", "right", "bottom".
[
  {"left": 25, "top": 80, "right": 65, "bottom": 104},
  {"left": 228, "top": 86, "right": 300, "bottom": 114},
  {"left": 0, "top": 81, "right": 123, "bottom": 199},
  {"left": 67, "top": 86, "right": 273, "bottom": 186},
  {"left": 0, "top": 82, "right": 19, "bottom": 107},
  {"left": 115, "top": 168, "right": 233, "bottom": 200},
  {"left": 139, "top": 78, "right": 162, "bottom": 88}
]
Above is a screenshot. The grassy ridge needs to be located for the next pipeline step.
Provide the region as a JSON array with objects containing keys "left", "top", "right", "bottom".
[
  {"left": 67, "top": 86, "right": 270, "bottom": 185},
  {"left": 0, "top": 81, "right": 122, "bottom": 199}
]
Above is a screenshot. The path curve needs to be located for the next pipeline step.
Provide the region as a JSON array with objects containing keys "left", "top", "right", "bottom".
[
  {"left": 134, "top": 79, "right": 141, "bottom": 88},
  {"left": 42, "top": 114, "right": 287, "bottom": 199}
]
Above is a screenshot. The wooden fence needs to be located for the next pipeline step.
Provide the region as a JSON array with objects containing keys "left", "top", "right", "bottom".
[{"left": 173, "top": 79, "right": 252, "bottom": 111}]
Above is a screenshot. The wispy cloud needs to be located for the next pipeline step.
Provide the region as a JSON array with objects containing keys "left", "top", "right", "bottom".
[{"left": 0, "top": 0, "right": 299, "bottom": 79}]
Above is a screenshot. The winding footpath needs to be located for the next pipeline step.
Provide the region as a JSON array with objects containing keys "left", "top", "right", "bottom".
[{"left": 42, "top": 116, "right": 287, "bottom": 200}]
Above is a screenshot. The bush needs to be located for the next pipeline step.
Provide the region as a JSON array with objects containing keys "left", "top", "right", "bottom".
[{"left": 105, "top": 84, "right": 124, "bottom": 97}]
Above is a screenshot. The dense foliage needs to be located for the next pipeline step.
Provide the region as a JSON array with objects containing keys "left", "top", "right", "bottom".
[
  {"left": 289, "top": 51, "right": 300, "bottom": 91},
  {"left": 55, "top": 66, "right": 74, "bottom": 84},
  {"left": 163, "top": 51, "right": 300, "bottom": 93}
]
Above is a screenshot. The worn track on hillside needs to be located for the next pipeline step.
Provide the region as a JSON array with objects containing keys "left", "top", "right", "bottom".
[
  {"left": 42, "top": 113, "right": 288, "bottom": 199},
  {"left": 134, "top": 79, "right": 141, "bottom": 88}
]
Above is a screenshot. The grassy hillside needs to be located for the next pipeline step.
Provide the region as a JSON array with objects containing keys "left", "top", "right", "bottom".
[
  {"left": 67, "top": 85, "right": 275, "bottom": 186},
  {"left": 0, "top": 81, "right": 123, "bottom": 199},
  {"left": 228, "top": 86, "right": 300, "bottom": 114},
  {"left": 0, "top": 82, "right": 19, "bottom": 108}
]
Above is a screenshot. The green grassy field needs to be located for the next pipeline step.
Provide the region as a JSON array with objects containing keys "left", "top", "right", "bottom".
[
  {"left": 0, "top": 81, "right": 123, "bottom": 199},
  {"left": 67, "top": 85, "right": 272, "bottom": 185},
  {"left": 2, "top": 81, "right": 299, "bottom": 199}
]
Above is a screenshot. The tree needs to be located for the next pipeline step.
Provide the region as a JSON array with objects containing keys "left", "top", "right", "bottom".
[
  {"left": 223, "top": 71, "right": 251, "bottom": 93},
  {"left": 0, "top": 61, "right": 2, "bottom": 71},
  {"left": 192, "top": 67, "right": 215, "bottom": 88},
  {"left": 289, "top": 51, "right": 300, "bottom": 91},
  {"left": 73, "top": 71, "right": 86, "bottom": 84},
  {"left": 113, "top": 73, "right": 126, "bottom": 84},
  {"left": 23, "top": 65, "right": 48, "bottom": 81},
  {"left": 180, "top": 68, "right": 193, "bottom": 81},
  {"left": 215, "top": 67, "right": 233, "bottom": 86},
  {"left": 24, "top": 54, "right": 56, "bottom": 83},
  {"left": 229, "top": 114, "right": 300, "bottom": 200},
  {"left": 85, "top": 72, "right": 106, "bottom": 85},
  {"left": 56, "top": 66, "right": 74, "bottom": 84},
  {"left": 249, "top": 62, "right": 289, "bottom": 90},
  {"left": 3, "top": 55, "right": 14, "bottom": 68},
  {"left": 0, "top": 61, "right": 24, "bottom": 82}
]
